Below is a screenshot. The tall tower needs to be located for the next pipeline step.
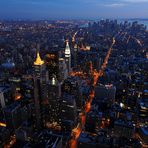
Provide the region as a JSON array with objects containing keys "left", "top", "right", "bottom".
[
  {"left": 33, "top": 50, "right": 45, "bottom": 130},
  {"left": 34, "top": 50, "right": 47, "bottom": 103},
  {"left": 45, "top": 75, "right": 62, "bottom": 129},
  {"left": 65, "top": 40, "right": 71, "bottom": 73}
]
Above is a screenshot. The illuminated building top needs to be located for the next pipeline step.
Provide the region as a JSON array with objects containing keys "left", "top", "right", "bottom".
[
  {"left": 34, "top": 51, "right": 44, "bottom": 66},
  {"left": 65, "top": 41, "right": 71, "bottom": 57},
  {"left": 51, "top": 75, "right": 57, "bottom": 86},
  {"left": 51, "top": 77, "right": 56, "bottom": 85}
]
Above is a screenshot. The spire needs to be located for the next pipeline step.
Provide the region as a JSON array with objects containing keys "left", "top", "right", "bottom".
[
  {"left": 65, "top": 40, "right": 71, "bottom": 57},
  {"left": 34, "top": 50, "right": 44, "bottom": 66}
]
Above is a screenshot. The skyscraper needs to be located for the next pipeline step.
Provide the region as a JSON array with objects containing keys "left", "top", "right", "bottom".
[
  {"left": 58, "top": 58, "right": 68, "bottom": 82},
  {"left": 65, "top": 41, "right": 71, "bottom": 73},
  {"left": 45, "top": 51, "right": 61, "bottom": 80},
  {"left": 4, "top": 102, "right": 22, "bottom": 130},
  {"left": 33, "top": 50, "right": 46, "bottom": 129},
  {"left": 62, "top": 77, "right": 82, "bottom": 111},
  {"left": 60, "top": 94, "right": 77, "bottom": 132},
  {"left": 45, "top": 75, "right": 62, "bottom": 129}
]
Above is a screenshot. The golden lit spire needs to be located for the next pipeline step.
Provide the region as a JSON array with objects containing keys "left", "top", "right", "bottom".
[{"left": 34, "top": 50, "right": 44, "bottom": 66}]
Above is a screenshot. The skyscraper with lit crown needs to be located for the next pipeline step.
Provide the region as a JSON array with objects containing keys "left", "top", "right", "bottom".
[
  {"left": 65, "top": 40, "right": 71, "bottom": 73},
  {"left": 33, "top": 50, "right": 46, "bottom": 129},
  {"left": 34, "top": 50, "right": 45, "bottom": 77}
]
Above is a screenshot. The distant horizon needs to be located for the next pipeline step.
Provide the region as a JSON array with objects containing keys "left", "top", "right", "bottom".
[
  {"left": 1, "top": 17, "right": 148, "bottom": 21},
  {"left": 1, "top": 0, "right": 148, "bottom": 20}
]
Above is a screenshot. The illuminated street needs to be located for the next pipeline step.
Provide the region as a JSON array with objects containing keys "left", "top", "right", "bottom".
[{"left": 69, "top": 39, "right": 115, "bottom": 148}]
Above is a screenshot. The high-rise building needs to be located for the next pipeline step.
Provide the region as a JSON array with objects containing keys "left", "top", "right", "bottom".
[
  {"left": 4, "top": 102, "right": 22, "bottom": 130},
  {"left": 33, "top": 50, "right": 46, "bottom": 129},
  {"left": 65, "top": 41, "right": 71, "bottom": 73},
  {"left": 45, "top": 50, "right": 61, "bottom": 80},
  {"left": 62, "top": 77, "right": 82, "bottom": 111},
  {"left": 58, "top": 58, "right": 68, "bottom": 82},
  {"left": 60, "top": 94, "right": 77, "bottom": 132},
  {"left": 45, "top": 75, "right": 62, "bottom": 129},
  {"left": 21, "top": 75, "right": 34, "bottom": 100}
]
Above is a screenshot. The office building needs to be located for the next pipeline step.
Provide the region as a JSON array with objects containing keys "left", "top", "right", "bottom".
[
  {"left": 33, "top": 50, "right": 46, "bottom": 129},
  {"left": 4, "top": 102, "right": 22, "bottom": 130},
  {"left": 62, "top": 77, "right": 82, "bottom": 110},
  {"left": 60, "top": 94, "right": 77, "bottom": 132},
  {"left": 58, "top": 58, "right": 68, "bottom": 82},
  {"left": 65, "top": 41, "right": 71, "bottom": 73},
  {"left": 45, "top": 75, "right": 61, "bottom": 129},
  {"left": 45, "top": 50, "right": 62, "bottom": 80}
]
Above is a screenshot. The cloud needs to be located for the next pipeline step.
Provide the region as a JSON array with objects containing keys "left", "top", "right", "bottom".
[
  {"left": 101, "top": 0, "right": 148, "bottom": 8},
  {"left": 103, "top": 3, "right": 126, "bottom": 7},
  {"left": 122, "top": 0, "right": 148, "bottom": 3}
]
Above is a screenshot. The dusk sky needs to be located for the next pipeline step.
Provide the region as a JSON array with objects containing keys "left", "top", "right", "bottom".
[{"left": 0, "top": 0, "right": 148, "bottom": 20}]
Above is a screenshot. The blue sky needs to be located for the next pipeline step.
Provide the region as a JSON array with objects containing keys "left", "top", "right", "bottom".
[{"left": 0, "top": 0, "right": 148, "bottom": 19}]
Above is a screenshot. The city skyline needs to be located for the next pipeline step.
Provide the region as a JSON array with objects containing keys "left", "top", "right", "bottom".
[
  {"left": 0, "top": 12, "right": 147, "bottom": 148},
  {"left": 0, "top": 0, "right": 148, "bottom": 20}
]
